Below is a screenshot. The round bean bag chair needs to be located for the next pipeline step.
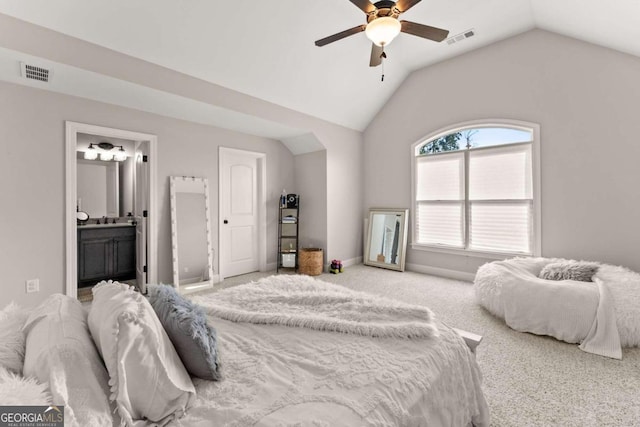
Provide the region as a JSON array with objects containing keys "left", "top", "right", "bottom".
[{"left": 474, "top": 257, "right": 640, "bottom": 350}]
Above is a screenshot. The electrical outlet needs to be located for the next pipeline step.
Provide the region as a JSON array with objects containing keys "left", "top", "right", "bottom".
[{"left": 25, "top": 279, "right": 39, "bottom": 293}]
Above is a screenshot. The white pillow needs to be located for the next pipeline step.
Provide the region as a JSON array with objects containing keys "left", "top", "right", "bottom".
[
  {"left": 88, "top": 281, "right": 195, "bottom": 426},
  {"left": 0, "top": 302, "right": 30, "bottom": 374},
  {"left": 0, "top": 365, "right": 51, "bottom": 405},
  {"left": 22, "top": 293, "right": 114, "bottom": 427}
]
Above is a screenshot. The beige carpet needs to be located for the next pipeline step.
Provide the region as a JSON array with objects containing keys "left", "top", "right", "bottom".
[{"left": 209, "top": 264, "right": 640, "bottom": 426}]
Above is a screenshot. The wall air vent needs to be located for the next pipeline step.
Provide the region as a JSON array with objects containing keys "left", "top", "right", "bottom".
[
  {"left": 20, "top": 62, "right": 52, "bottom": 82},
  {"left": 446, "top": 29, "right": 475, "bottom": 46}
]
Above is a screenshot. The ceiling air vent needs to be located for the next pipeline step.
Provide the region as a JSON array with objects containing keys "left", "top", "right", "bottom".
[
  {"left": 446, "top": 29, "right": 475, "bottom": 46},
  {"left": 20, "top": 62, "right": 52, "bottom": 83}
]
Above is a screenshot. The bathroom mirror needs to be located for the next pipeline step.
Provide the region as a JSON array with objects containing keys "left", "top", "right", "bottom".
[
  {"left": 364, "top": 208, "right": 409, "bottom": 272},
  {"left": 77, "top": 159, "right": 120, "bottom": 218},
  {"left": 170, "top": 176, "right": 214, "bottom": 293}
]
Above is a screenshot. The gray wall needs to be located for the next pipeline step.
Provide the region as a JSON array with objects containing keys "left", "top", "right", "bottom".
[
  {"left": 294, "top": 150, "right": 328, "bottom": 256},
  {"left": 0, "top": 81, "right": 294, "bottom": 307},
  {"left": 0, "top": 12, "right": 364, "bottom": 286},
  {"left": 364, "top": 29, "right": 640, "bottom": 274}
]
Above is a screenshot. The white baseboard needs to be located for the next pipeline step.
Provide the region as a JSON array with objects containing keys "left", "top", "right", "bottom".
[
  {"left": 405, "top": 263, "right": 476, "bottom": 282},
  {"left": 266, "top": 257, "right": 362, "bottom": 274},
  {"left": 343, "top": 256, "right": 362, "bottom": 267},
  {"left": 325, "top": 256, "right": 362, "bottom": 271}
]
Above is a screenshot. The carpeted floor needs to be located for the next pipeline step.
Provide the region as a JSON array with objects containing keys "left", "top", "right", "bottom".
[{"left": 212, "top": 264, "right": 640, "bottom": 426}]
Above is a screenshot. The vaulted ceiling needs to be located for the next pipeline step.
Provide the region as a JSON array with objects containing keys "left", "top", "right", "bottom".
[{"left": 0, "top": 0, "right": 638, "bottom": 133}]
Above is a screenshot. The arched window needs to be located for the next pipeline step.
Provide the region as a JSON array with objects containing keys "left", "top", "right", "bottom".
[{"left": 411, "top": 121, "right": 540, "bottom": 256}]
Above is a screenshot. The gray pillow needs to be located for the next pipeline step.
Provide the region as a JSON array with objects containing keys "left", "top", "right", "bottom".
[
  {"left": 147, "top": 284, "right": 221, "bottom": 381},
  {"left": 539, "top": 261, "right": 599, "bottom": 282}
]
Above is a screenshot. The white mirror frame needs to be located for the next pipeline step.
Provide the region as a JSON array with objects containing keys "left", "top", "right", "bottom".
[
  {"left": 170, "top": 176, "right": 214, "bottom": 294},
  {"left": 364, "top": 208, "right": 409, "bottom": 272}
]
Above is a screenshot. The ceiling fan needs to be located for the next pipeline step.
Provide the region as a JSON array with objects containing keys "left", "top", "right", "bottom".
[{"left": 315, "top": 0, "right": 450, "bottom": 67}]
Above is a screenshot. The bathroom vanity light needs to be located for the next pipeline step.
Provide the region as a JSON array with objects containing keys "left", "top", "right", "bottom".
[
  {"left": 84, "top": 143, "right": 98, "bottom": 160},
  {"left": 114, "top": 146, "right": 127, "bottom": 162},
  {"left": 100, "top": 151, "right": 114, "bottom": 161},
  {"left": 84, "top": 142, "right": 127, "bottom": 162}
]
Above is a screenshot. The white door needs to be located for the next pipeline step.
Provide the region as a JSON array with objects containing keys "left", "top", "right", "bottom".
[
  {"left": 220, "top": 149, "right": 260, "bottom": 278},
  {"left": 134, "top": 142, "right": 149, "bottom": 291},
  {"left": 135, "top": 216, "right": 146, "bottom": 291}
]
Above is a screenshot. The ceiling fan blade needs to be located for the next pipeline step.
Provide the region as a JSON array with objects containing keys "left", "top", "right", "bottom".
[
  {"left": 349, "top": 0, "right": 377, "bottom": 14},
  {"left": 400, "top": 20, "right": 449, "bottom": 42},
  {"left": 315, "top": 24, "right": 367, "bottom": 47},
  {"left": 395, "top": 0, "right": 422, "bottom": 13},
  {"left": 369, "top": 43, "right": 383, "bottom": 67}
]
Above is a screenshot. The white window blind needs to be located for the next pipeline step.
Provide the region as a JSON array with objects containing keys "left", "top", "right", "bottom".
[
  {"left": 416, "top": 152, "right": 464, "bottom": 201},
  {"left": 416, "top": 202, "right": 464, "bottom": 247},
  {"left": 468, "top": 144, "right": 532, "bottom": 200},
  {"left": 414, "top": 134, "right": 535, "bottom": 255},
  {"left": 416, "top": 152, "right": 465, "bottom": 247},
  {"left": 469, "top": 201, "right": 532, "bottom": 252},
  {"left": 468, "top": 144, "right": 533, "bottom": 253}
]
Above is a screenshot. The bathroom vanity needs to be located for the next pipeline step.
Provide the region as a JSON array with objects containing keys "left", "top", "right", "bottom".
[{"left": 77, "top": 223, "right": 136, "bottom": 287}]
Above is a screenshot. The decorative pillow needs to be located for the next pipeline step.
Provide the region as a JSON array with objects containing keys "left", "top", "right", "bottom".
[
  {"left": 0, "top": 366, "right": 51, "bottom": 405},
  {"left": 147, "top": 284, "right": 221, "bottom": 381},
  {"left": 539, "top": 261, "right": 599, "bottom": 282},
  {"left": 88, "top": 281, "right": 195, "bottom": 426},
  {"left": 22, "top": 293, "right": 114, "bottom": 426},
  {"left": 0, "top": 302, "right": 30, "bottom": 374}
]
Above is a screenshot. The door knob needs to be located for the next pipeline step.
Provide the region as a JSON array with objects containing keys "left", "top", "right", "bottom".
[{"left": 223, "top": 219, "right": 228, "bottom": 224}]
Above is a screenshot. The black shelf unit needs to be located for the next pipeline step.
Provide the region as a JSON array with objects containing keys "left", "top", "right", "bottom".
[{"left": 277, "top": 196, "right": 299, "bottom": 273}]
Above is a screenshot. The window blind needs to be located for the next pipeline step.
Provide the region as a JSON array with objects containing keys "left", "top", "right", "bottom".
[
  {"left": 415, "top": 141, "right": 534, "bottom": 254},
  {"left": 469, "top": 201, "right": 532, "bottom": 252},
  {"left": 416, "top": 202, "right": 464, "bottom": 247},
  {"left": 416, "top": 152, "right": 465, "bottom": 247},
  {"left": 468, "top": 144, "right": 533, "bottom": 253}
]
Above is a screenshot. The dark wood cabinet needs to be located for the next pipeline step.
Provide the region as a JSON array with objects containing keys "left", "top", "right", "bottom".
[{"left": 78, "top": 225, "right": 136, "bottom": 287}]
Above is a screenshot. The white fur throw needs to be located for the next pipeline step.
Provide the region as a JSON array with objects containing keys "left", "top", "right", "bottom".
[
  {"left": 0, "top": 366, "right": 51, "bottom": 405},
  {"left": 0, "top": 302, "right": 31, "bottom": 374},
  {"left": 192, "top": 275, "right": 439, "bottom": 339},
  {"left": 475, "top": 257, "right": 640, "bottom": 348}
]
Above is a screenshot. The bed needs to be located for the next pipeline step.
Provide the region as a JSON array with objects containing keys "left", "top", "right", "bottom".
[{"left": 0, "top": 276, "right": 490, "bottom": 426}]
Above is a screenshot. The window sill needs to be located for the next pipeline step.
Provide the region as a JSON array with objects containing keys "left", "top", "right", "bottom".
[{"left": 410, "top": 243, "right": 533, "bottom": 260}]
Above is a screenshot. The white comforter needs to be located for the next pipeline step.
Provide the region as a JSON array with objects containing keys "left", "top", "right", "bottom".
[
  {"left": 5, "top": 315, "right": 489, "bottom": 427},
  {"left": 3, "top": 279, "right": 490, "bottom": 426},
  {"left": 176, "top": 318, "right": 490, "bottom": 427}
]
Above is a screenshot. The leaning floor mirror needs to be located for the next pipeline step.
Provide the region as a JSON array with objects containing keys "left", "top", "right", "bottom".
[
  {"left": 170, "top": 176, "right": 214, "bottom": 293},
  {"left": 364, "top": 208, "right": 409, "bottom": 272}
]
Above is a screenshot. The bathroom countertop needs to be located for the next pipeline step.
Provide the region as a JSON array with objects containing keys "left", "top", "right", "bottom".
[{"left": 78, "top": 222, "right": 135, "bottom": 229}]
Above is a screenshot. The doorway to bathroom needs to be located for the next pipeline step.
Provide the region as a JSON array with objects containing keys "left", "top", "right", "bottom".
[{"left": 65, "top": 122, "right": 157, "bottom": 300}]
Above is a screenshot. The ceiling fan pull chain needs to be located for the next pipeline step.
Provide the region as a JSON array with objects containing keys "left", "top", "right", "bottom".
[{"left": 381, "top": 48, "right": 385, "bottom": 82}]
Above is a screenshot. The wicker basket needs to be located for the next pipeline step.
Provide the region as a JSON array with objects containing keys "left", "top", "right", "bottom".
[{"left": 299, "top": 248, "right": 324, "bottom": 276}]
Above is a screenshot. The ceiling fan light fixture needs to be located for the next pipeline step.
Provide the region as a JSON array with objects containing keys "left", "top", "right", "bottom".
[{"left": 365, "top": 17, "right": 401, "bottom": 47}]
